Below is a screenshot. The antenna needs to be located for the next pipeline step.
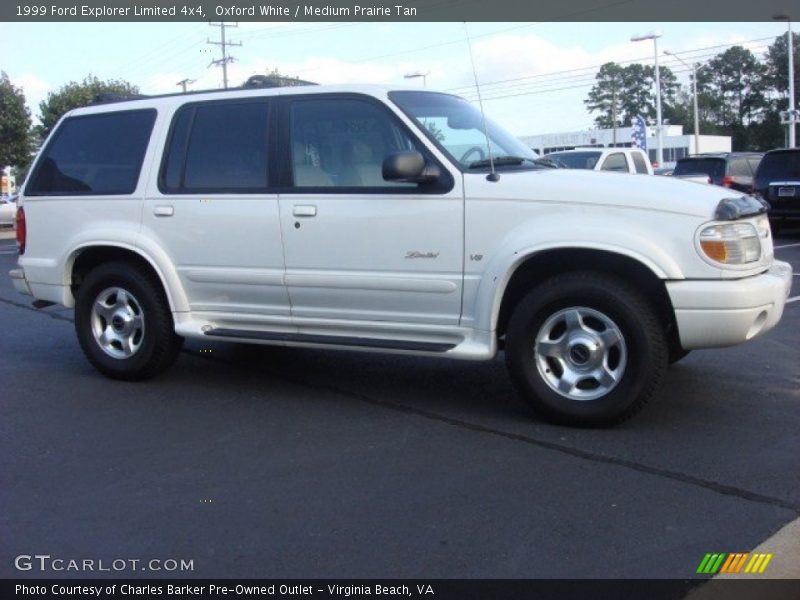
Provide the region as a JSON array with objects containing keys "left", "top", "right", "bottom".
[{"left": 463, "top": 22, "right": 499, "bottom": 182}]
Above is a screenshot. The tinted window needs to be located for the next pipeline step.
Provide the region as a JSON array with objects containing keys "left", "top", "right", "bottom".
[
  {"left": 601, "top": 153, "right": 628, "bottom": 172},
  {"left": 728, "top": 158, "right": 752, "bottom": 177},
  {"left": 631, "top": 152, "right": 649, "bottom": 174},
  {"left": 28, "top": 110, "right": 155, "bottom": 196},
  {"left": 290, "top": 98, "right": 417, "bottom": 188},
  {"left": 754, "top": 151, "right": 800, "bottom": 188},
  {"left": 162, "top": 101, "right": 269, "bottom": 193},
  {"left": 674, "top": 158, "right": 726, "bottom": 179},
  {"left": 746, "top": 157, "right": 762, "bottom": 175},
  {"left": 546, "top": 151, "right": 602, "bottom": 169}
]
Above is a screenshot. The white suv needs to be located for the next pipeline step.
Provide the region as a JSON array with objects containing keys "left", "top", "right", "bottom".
[{"left": 10, "top": 85, "right": 792, "bottom": 426}]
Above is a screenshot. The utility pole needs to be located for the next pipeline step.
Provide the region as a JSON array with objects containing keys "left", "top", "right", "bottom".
[
  {"left": 176, "top": 78, "right": 196, "bottom": 93},
  {"left": 774, "top": 15, "right": 797, "bottom": 147},
  {"left": 208, "top": 22, "right": 242, "bottom": 89}
]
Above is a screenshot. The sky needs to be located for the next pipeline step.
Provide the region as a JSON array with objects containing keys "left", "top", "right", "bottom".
[{"left": 0, "top": 21, "right": 790, "bottom": 136}]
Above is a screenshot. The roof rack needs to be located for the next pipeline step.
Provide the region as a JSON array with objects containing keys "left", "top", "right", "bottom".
[{"left": 89, "top": 76, "right": 319, "bottom": 106}]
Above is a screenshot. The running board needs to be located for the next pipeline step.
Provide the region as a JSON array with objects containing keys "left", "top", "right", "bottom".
[{"left": 204, "top": 328, "right": 456, "bottom": 352}]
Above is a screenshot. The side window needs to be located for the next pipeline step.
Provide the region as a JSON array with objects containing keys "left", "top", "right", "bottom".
[
  {"left": 631, "top": 152, "right": 649, "bottom": 174},
  {"left": 728, "top": 158, "right": 752, "bottom": 178},
  {"left": 289, "top": 98, "right": 417, "bottom": 189},
  {"left": 600, "top": 153, "right": 628, "bottom": 172},
  {"left": 28, "top": 110, "right": 156, "bottom": 196},
  {"left": 161, "top": 101, "right": 269, "bottom": 193}
]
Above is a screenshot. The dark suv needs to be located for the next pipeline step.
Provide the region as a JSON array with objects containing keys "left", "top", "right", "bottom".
[
  {"left": 673, "top": 152, "right": 762, "bottom": 193},
  {"left": 753, "top": 148, "right": 800, "bottom": 233}
]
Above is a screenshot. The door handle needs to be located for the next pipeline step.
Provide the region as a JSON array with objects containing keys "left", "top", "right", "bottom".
[
  {"left": 292, "top": 205, "right": 317, "bottom": 217},
  {"left": 154, "top": 205, "right": 174, "bottom": 217}
]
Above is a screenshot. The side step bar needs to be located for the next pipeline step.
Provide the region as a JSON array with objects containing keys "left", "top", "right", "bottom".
[{"left": 204, "top": 328, "right": 456, "bottom": 353}]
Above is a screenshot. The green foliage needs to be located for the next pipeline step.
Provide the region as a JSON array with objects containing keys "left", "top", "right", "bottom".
[
  {"left": 0, "top": 71, "right": 33, "bottom": 172},
  {"left": 38, "top": 75, "right": 139, "bottom": 138},
  {"left": 585, "top": 62, "right": 679, "bottom": 128},
  {"left": 585, "top": 36, "right": 798, "bottom": 151}
]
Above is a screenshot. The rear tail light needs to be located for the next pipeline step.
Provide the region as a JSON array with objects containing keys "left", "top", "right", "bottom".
[
  {"left": 16, "top": 206, "right": 26, "bottom": 255},
  {"left": 722, "top": 175, "right": 734, "bottom": 187}
]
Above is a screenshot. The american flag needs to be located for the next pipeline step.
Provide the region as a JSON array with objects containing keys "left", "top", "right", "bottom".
[{"left": 631, "top": 115, "right": 647, "bottom": 151}]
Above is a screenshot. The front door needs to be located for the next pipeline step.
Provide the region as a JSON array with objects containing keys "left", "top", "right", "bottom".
[{"left": 277, "top": 95, "right": 463, "bottom": 328}]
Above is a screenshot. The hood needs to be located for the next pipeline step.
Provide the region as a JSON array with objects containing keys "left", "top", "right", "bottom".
[{"left": 470, "top": 168, "right": 736, "bottom": 219}]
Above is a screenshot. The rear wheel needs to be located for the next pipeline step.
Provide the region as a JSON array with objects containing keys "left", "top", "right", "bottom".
[
  {"left": 505, "top": 272, "right": 668, "bottom": 427},
  {"left": 74, "top": 261, "right": 183, "bottom": 380}
]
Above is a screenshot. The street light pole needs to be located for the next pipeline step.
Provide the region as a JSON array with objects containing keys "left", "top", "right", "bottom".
[
  {"left": 632, "top": 31, "right": 664, "bottom": 166},
  {"left": 789, "top": 19, "right": 796, "bottom": 148},
  {"left": 774, "top": 15, "right": 797, "bottom": 148},
  {"left": 665, "top": 50, "right": 700, "bottom": 155}
]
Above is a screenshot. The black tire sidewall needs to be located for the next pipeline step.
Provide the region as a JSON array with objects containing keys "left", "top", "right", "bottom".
[
  {"left": 505, "top": 273, "right": 666, "bottom": 426},
  {"left": 74, "top": 262, "right": 173, "bottom": 379}
]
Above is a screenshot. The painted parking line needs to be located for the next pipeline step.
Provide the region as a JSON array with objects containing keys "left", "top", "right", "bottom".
[
  {"left": 787, "top": 296, "right": 800, "bottom": 304},
  {"left": 774, "top": 242, "right": 800, "bottom": 249}
]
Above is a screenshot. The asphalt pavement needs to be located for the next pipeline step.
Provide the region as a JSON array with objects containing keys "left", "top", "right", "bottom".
[{"left": 0, "top": 227, "right": 798, "bottom": 581}]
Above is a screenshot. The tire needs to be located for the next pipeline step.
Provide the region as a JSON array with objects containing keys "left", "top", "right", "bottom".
[
  {"left": 74, "top": 261, "right": 183, "bottom": 380},
  {"left": 504, "top": 271, "right": 668, "bottom": 427}
]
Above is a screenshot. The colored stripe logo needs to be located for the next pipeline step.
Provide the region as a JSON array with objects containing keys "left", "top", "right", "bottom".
[{"left": 696, "top": 552, "right": 773, "bottom": 574}]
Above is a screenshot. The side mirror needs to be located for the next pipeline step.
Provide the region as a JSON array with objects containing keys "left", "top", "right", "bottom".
[{"left": 383, "top": 151, "right": 441, "bottom": 184}]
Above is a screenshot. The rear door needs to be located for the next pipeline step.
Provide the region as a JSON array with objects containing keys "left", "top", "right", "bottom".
[
  {"left": 276, "top": 94, "right": 464, "bottom": 328},
  {"left": 142, "top": 98, "right": 289, "bottom": 319}
]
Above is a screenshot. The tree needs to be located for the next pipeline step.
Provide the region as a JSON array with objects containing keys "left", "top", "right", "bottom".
[
  {"left": 696, "top": 46, "right": 768, "bottom": 147},
  {"left": 586, "top": 63, "right": 680, "bottom": 129},
  {"left": 585, "top": 62, "right": 625, "bottom": 129},
  {"left": 38, "top": 75, "right": 139, "bottom": 138},
  {"left": 243, "top": 67, "right": 309, "bottom": 88},
  {"left": 764, "top": 31, "right": 800, "bottom": 102},
  {"left": 0, "top": 72, "right": 33, "bottom": 173}
]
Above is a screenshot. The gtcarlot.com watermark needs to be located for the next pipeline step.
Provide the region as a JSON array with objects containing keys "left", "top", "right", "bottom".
[{"left": 14, "top": 554, "right": 194, "bottom": 573}]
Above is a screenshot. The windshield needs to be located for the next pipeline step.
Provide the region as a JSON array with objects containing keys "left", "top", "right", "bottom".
[
  {"left": 545, "top": 151, "right": 602, "bottom": 169},
  {"left": 389, "top": 91, "right": 536, "bottom": 169},
  {"left": 674, "top": 158, "right": 725, "bottom": 179}
]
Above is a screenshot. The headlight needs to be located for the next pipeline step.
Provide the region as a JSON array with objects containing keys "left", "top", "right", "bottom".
[{"left": 698, "top": 223, "right": 761, "bottom": 265}]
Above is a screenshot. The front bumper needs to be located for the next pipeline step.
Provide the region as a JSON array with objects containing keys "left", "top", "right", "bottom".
[{"left": 666, "top": 261, "right": 793, "bottom": 349}]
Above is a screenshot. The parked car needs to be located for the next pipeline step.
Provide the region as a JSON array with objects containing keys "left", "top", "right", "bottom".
[
  {"left": 544, "top": 148, "right": 653, "bottom": 175},
  {"left": 0, "top": 194, "right": 17, "bottom": 227},
  {"left": 673, "top": 153, "right": 762, "bottom": 192},
  {"left": 654, "top": 167, "right": 673, "bottom": 176},
  {"left": 9, "top": 85, "right": 792, "bottom": 426},
  {"left": 753, "top": 148, "right": 800, "bottom": 233}
]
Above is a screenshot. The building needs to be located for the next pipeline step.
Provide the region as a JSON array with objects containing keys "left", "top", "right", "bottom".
[{"left": 520, "top": 125, "right": 731, "bottom": 167}]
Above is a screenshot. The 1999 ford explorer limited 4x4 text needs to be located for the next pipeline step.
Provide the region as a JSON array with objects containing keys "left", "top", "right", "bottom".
[{"left": 9, "top": 84, "right": 793, "bottom": 426}]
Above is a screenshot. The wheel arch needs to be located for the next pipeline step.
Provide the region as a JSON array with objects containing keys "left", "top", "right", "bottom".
[
  {"left": 67, "top": 243, "right": 187, "bottom": 312},
  {"left": 493, "top": 247, "right": 680, "bottom": 352}
]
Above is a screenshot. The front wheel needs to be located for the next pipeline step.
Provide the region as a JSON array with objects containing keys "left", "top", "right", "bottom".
[
  {"left": 505, "top": 272, "right": 668, "bottom": 427},
  {"left": 74, "top": 261, "right": 183, "bottom": 380}
]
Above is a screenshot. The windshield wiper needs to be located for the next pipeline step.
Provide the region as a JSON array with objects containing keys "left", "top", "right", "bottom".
[{"left": 467, "top": 155, "right": 534, "bottom": 169}]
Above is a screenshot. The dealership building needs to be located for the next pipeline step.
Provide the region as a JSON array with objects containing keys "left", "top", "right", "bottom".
[{"left": 520, "top": 125, "right": 731, "bottom": 167}]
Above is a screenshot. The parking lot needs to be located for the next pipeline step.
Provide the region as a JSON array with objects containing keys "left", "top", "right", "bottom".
[{"left": 0, "top": 229, "right": 798, "bottom": 580}]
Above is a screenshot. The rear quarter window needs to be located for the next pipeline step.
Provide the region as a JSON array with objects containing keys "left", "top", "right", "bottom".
[
  {"left": 674, "top": 158, "right": 725, "bottom": 179},
  {"left": 27, "top": 109, "right": 156, "bottom": 196}
]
